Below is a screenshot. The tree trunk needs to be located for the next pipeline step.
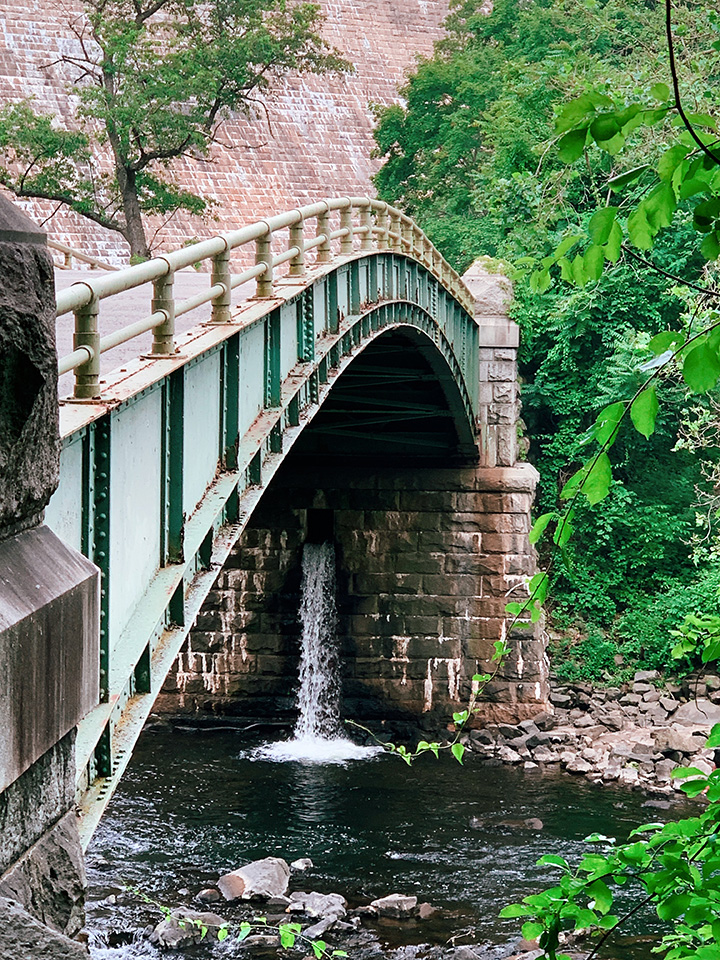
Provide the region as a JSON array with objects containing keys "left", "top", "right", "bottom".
[{"left": 117, "top": 165, "right": 150, "bottom": 261}]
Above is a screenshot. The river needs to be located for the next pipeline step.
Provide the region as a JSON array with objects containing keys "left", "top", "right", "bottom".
[{"left": 85, "top": 720, "right": 694, "bottom": 959}]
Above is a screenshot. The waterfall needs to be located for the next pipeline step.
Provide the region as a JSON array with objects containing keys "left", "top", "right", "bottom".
[
  {"left": 294, "top": 541, "right": 341, "bottom": 740},
  {"left": 255, "top": 540, "right": 381, "bottom": 764}
]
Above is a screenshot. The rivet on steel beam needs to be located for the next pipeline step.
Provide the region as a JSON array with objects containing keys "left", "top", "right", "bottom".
[{"left": 211, "top": 242, "right": 232, "bottom": 321}]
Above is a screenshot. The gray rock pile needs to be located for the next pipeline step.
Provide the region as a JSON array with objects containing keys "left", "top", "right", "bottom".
[{"left": 463, "top": 671, "right": 720, "bottom": 791}]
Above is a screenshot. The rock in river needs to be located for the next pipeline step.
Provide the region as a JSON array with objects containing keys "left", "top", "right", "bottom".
[
  {"left": 150, "top": 909, "right": 226, "bottom": 947},
  {"left": 218, "top": 857, "right": 290, "bottom": 901},
  {"left": 370, "top": 894, "right": 418, "bottom": 918}
]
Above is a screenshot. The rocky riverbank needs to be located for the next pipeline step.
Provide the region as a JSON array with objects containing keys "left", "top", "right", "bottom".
[{"left": 461, "top": 670, "right": 720, "bottom": 792}]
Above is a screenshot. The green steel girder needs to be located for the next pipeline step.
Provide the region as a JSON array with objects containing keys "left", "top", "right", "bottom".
[{"left": 51, "top": 250, "right": 479, "bottom": 846}]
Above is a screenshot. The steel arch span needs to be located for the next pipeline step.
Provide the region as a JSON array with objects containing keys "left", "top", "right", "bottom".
[{"left": 44, "top": 200, "right": 544, "bottom": 842}]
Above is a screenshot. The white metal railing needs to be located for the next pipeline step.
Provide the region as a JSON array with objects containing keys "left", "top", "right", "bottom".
[
  {"left": 56, "top": 196, "right": 474, "bottom": 398},
  {"left": 49, "top": 238, "right": 119, "bottom": 272}
]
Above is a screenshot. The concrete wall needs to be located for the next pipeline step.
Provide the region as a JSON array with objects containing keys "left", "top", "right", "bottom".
[{"left": 157, "top": 461, "right": 547, "bottom": 725}]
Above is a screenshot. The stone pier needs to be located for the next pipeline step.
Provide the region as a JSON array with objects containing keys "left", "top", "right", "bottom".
[{"left": 0, "top": 198, "right": 99, "bottom": 954}]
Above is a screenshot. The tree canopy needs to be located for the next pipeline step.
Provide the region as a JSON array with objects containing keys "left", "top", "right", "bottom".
[
  {"left": 373, "top": 0, "right": 720, "bottom": 678},
  {"left": 0, "top": 0, "right": 349, "bottom": 260}
]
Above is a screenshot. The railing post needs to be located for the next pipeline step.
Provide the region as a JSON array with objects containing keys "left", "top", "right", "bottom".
[
  {"left": 255, "top": 227, "right": 274, "bottom": 297},
  {"left": 64, "top": 250, "right": 72, "bottom": 269},
  {"left": 340, "top": 206, "right": 354, "bottom": 255},
  {"left": 376, "top": 207, "right": 389, "bottom": 251},
  {"left": 151, "top": 268, "right": 175, "bottom": 354},
  {"left": 360, "top": 202, "right": 374, "bottom": 252},
  {"left": 401, "top": 218, "right": 412, "bottom": 253},
  {"left": 316, "top": 208, "right": 332, "bottom": 263},
  {"left": 388, "top": 211, "right": 401, "bottom": 251},
  {"left": 73, "top": 297, "right": 100, "bottom": 399},
  {"left": 211, "top": 244, "right": 232, "bottom": 322},
  {"left": 414, "top": 227, "right": 424, "bottom": 264},
  {"left": 289, "top": 219, "right": 305, "bottom": 277}
]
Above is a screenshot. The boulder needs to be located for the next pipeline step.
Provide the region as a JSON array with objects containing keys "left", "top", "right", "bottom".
[
  {"left": 150, "top": 909, "right": 226, "bottom": 947},
  {"left": 286, "top": 892, "right": 347, "bottom": 921},
  {"left": 673, "top": 699, "right": 720, "bottom": 727},
  {"left": 654, "top": 728, "right": 707, "bottom": 756},
  {"left": 290, "top": 858, "right": 314, "bottom": 872},
  {"left": 370, "top": 894, "right": 417, "bottom": 918},
  {"left": 566, "top": 757, "right": 593, "bottom": 774},
  {"left": 635, "top": 670, "right": 659, "bottom": 683},
  {"left": 498, "top": 746, "right": 522, "bottom": 764},
  {"left": 196, "top": 888, "right": 220, "bottom": 903},
  {"left": 218, "top": 857, "right": 290, "bottom": 901},
  {"left": 303, "top": 918, "right": 336, "bottom": 939}
]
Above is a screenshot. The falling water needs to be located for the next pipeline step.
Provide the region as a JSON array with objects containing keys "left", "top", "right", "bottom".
[
  {"left": 295, "top": 541, "right": 341, "bottom": 740},
  {"left": 257, "top": 541, "right": 380, "bottom": 763}
]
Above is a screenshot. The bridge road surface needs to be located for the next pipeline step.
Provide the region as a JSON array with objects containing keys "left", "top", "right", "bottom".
[{"left": 55, "top": 268, "right": 256, "bottom": 397}]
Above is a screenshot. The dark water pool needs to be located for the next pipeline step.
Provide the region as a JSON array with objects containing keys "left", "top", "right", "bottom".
[{"left": 86, "top": 722, "right": 695, "bottom": 959}]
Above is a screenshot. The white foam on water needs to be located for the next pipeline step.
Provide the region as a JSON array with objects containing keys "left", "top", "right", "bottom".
[{"left": 252, "top": 735, "right": 383, "bottom": 764}]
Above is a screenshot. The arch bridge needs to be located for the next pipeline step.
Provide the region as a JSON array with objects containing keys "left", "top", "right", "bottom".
[{"left": 42, "top": 197, "right": 544, "bottom": 844}]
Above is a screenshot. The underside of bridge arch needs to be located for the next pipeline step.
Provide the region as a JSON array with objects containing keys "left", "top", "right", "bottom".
[{"left": 158, "top": 326, "right": 547, "bottom": 726}]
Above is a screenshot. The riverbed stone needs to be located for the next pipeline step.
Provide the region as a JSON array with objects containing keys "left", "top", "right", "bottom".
[
  {"left": 654, "top": 728, "right": 707, "bottom": 755},
  {"left": 150, "top": 909, "right": 226, "bottom": 947},
  {"left": 370, "top": 894, "right": 418, "bottom": 918},
  {"left": 673, "top": 699, "right": 720, "bottom": 726},
  {"left": 287, "top": 892, "right": 347, "bottom": 920},
  {"left": 218, "top": 857, "right": 290, "bottom": 900}
]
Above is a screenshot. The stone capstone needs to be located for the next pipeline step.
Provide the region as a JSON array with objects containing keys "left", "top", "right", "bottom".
[
  {"left": 0, "top": 897, "right": 87, "bottom": 959},
  {"left": 370, "top": 894, "right": 418, "bottom": 918},
  {"left": 217, "top": 857, "right": 290, "bottom": 901},
  {"left": 0, "top": 526, "right": 99, "bottom": 793},
  {"left": 150, "top": 909, "right": 226, "bottom": 947}
]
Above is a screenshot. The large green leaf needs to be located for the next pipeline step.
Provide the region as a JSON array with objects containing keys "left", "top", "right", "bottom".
[
  {"left": 557, "top": 127, "right": 588, "bottom": 163},
  {"left": 630, "top": 386, "right": 659, "bottom": 439},
  {"left": 594, "top": 401, "right": 624, "bottom": 446},
  {"left": 583, "top": 244, "right": 604, "bottom": 281},
  {"left": 682, "top": 340, "right": 720, "bottom": 393},
  {"left": 588, "top": 208, "right": 616, "bottom": 245}
]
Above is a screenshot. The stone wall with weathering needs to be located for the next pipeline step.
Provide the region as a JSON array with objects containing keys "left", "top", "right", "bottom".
[
  {"left": 156, "top": 462, "right": 547, "bottom": 725},
  {"left": 0, "top": 0, "right": 450, "bottom": 264}
]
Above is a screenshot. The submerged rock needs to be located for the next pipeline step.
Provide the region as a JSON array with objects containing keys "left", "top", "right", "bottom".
[{"left": 218, "top": 857, "right": 290, "bottom": 901}]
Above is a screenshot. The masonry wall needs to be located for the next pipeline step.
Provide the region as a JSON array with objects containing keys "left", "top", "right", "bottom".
[
  {"left": 0, "top": 0, "right": 450, "bottom": 263},
  {"left": 157, "top": 462, "right": 548, "bottom": 725}
]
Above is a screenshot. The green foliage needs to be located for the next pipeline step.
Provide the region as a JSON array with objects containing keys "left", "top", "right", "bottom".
[
  {"left": 501, "top": 752, "right": 720, "bottom": 960},
  {"left": 0, "top": 0, "right": 348, "bottom": 258}
]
